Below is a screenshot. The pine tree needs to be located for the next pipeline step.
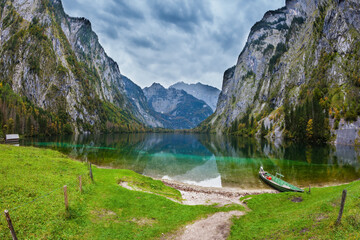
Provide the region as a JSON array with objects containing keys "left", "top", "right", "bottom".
[
  {"left": 26, "top": 117, "right": 32, "bottom": 136},
  {"left": 15, "top": 113, "right": 20, "bottom": 133},
  {"left": 260, "top": 121, "right": 267, "bottom": 138}
]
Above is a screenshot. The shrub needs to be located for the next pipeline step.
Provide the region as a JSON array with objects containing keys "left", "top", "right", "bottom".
[
  {"left": 29, "top": 55, "right": 40, "bottom": 74},
  {"left": 263, "top": 44, "right": 274, "bottom": 55},
  {"left": 63, "top": 123, "right": 73, "bottom": 135},
  {"left": 345, "top": 110, "right": 357, "bottom": 122},
  {"left": 251, "top": 21, "right": 270, "bottom": 33},
  {"left": 268, "top": 42, "right": 287, "bottom": 73},
  {"left": 276, "top": 23, "right": 289, "bottom": 31}
]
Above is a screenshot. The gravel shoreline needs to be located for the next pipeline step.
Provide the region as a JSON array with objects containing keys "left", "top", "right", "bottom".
[{"left": 160, "top": 179, "right": 278, "bottom": 206}]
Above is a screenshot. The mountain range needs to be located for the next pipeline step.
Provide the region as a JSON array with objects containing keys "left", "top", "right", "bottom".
[
  {"left": 0, "top": 0, "right": 163, "bottom": 134},
  {"left": 143, "top": 83, "right": 213, "bottom": 129},
  {"left": 1, "top": 0, "right": 360, "bottom": 145},
  {"left": 170, "top": 82, "right": 220, "bottom": 112},
  {"left": 0, "top": 0, "right": 219, "bottom": 134}
]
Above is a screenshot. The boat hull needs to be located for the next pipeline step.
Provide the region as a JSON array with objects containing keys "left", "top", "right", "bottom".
[{"left": 259, "top": 172, "right": 304, "bottom": 193}]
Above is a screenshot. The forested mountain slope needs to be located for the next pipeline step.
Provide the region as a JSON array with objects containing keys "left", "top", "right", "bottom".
[
  {"left": 200, "top": 0, "right": 360, "bottom": 144},
  {"left": 0, "top": 0, "right": 162, "bottom": 136}
]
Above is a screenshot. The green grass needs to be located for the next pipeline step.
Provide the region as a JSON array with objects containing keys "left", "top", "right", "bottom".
[
  {"left": 0, "top": 145, "right": 242, "bottom": 239},
  {"left": 117, "top": 174, "right": 182, "bottom": 201},
  {"left": 2, "top": 145, "right": 359, "bottom": 239},
  {"left": 230, "top": 182, "right": 360, "bottom": 239}
]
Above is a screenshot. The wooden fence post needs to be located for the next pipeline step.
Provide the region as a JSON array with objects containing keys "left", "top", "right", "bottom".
[
  {"left": 89, "top": 163, "right": 94, "bottom": 182},
  {"left": 335, "top": 190, "right": 347, "bottom": 226},
  {"left": 79, "top": 175, "right": 82, "bottom": 193},
  {"left": 64, "top": 185, "right": 69, "bottom": 211},
  {"left": 4, "top": 210, "right": 18, "bottom": 240}
]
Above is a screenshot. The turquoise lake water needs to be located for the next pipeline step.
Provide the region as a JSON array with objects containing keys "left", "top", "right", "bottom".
[{"left": 22, "top": 133, "right": 360, "bottom": 190}]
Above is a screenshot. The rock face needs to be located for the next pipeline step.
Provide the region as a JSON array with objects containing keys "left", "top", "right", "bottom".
[
  {"left": 334, "top": 117, "right": 360, "bottom": 146},
  {"left": 0, "top": 0, "right": 161, "bottom": 134},
  {"left": 121, "top": 76, "right": 163, "bottom": 128},
  {"left": 170, "top": 82, "right": 221, "bottom": 112},
  {"left": 143, "top": 83, "right": 213, "bottom": 129},
  {"left": 206, "top": 0, "right": 360, "bottom": 144}
]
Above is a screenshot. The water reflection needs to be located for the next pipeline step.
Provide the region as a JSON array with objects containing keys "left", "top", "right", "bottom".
[
  {"left": 158, "top": 156, "right": 222, "bottom": 188},
  {"left": 22, "top": 133, "right": 360, "bottom": 189}
]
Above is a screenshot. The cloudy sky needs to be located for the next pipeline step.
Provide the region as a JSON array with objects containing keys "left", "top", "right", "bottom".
[{"left": 62, "top": 0, "right": 284, "bottom": 89}]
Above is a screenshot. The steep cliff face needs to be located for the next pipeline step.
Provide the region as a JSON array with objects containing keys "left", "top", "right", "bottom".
[
  {"left": 206, "top": 0, "right": 360, "bottom": 144},
  {"left": 143, "top": 83, "right": 213, "bottom": 129},
  {"left": 170, "top": 82, "right": 220, "bottom": 112},
  {"left": 0, "top": 0, "right": 161, "bottom": 135},
  {"left": 122, "top": 76, "right": 163, "bottom": 128}
]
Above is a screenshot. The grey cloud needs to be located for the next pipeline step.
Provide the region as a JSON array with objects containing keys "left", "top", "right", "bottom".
[
  {"left": 106, "top": 1, "right": 144, "bottom": 20},
  {"left": 62, "top": 0, "right": 284, "bottom": 89},
  {"left": 128, "top": 36, "right": 157, "bottom": 49},
  {"left": 148, "top": 0, "right": 213, "bottom": 32},
  {"left": 213, "top": 28, "right": 244, "bottom": 52},
  {"left": 101, "top": 25, "right": 119, "bottom": 40}
]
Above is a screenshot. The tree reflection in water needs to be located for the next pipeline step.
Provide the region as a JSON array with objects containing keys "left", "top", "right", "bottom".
[{"left": 22, "top": 133, "right": 360, "bottom": 189}]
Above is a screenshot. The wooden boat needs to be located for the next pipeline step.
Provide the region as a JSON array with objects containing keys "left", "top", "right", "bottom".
[{"left": 259, "top": 167, "right": 304, "bottom": 192}]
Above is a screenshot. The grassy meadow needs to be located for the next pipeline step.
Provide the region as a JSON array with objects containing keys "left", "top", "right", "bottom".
[
  {"left": 0, "top": 145, "right": 242, "bottom": 239},
  {"left": 230, "top": 179, "right": 360, "bottom": 239},
  {"left": 0, "top": 144, "right": 359, "bottom": 239}
]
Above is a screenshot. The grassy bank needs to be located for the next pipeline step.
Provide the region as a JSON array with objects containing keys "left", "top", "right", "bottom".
[
  {"left": 1, "top": 145, "right": 359, "bottom": 239},
  {"left": 0, "top": 145, "right": 241, "bottom": 239},
  {"left": 230, "top": 181, "right": 360, "bottom": 239}
]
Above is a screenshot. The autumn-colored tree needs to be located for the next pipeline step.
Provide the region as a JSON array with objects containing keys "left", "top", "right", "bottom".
[{"left": 306, "top": 119, "right": 313, "bottom": 140}]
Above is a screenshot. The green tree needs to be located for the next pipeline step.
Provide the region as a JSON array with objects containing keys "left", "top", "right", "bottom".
[
  {"left": 7, "top": 118, "right": 14, "bottom": 133},
  {"left": 15, "top": 114, "right": 20, "bottom": 133},
  {"left": 260, "top": 121, "right": 267, "bottom": 138},
  {"left": 250, "top": 116, "right": 254, "bottom": 128},
  {"left": 63, "top": 123, "right": 73, "bottom": 135},
  {"left": 38, "top": 116, "right": 47, "bottom": 135},
  {"left": 26, "top": 117, "right": 32, "bottom": 136}
]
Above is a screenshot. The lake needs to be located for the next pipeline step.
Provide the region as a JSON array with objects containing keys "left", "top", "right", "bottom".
[{"left": 21, "top": 133, "right": 360, "bottom": 190}]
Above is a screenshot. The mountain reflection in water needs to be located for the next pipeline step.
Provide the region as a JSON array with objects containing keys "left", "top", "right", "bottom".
[{"left": 22, "top": 133, "right": 360, "bottom": 189}]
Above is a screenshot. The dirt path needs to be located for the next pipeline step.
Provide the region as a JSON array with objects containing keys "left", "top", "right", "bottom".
[{"left": 163, "top": 211, "right": 245, "bottom": 240}]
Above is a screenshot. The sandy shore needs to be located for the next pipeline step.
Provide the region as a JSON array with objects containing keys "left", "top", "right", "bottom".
[
  {"left": 160, "top": 179, "right": 278, "bottom": 206},
  {"left": 120, "top": 177, "right": 277, "bottom": 206}
]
